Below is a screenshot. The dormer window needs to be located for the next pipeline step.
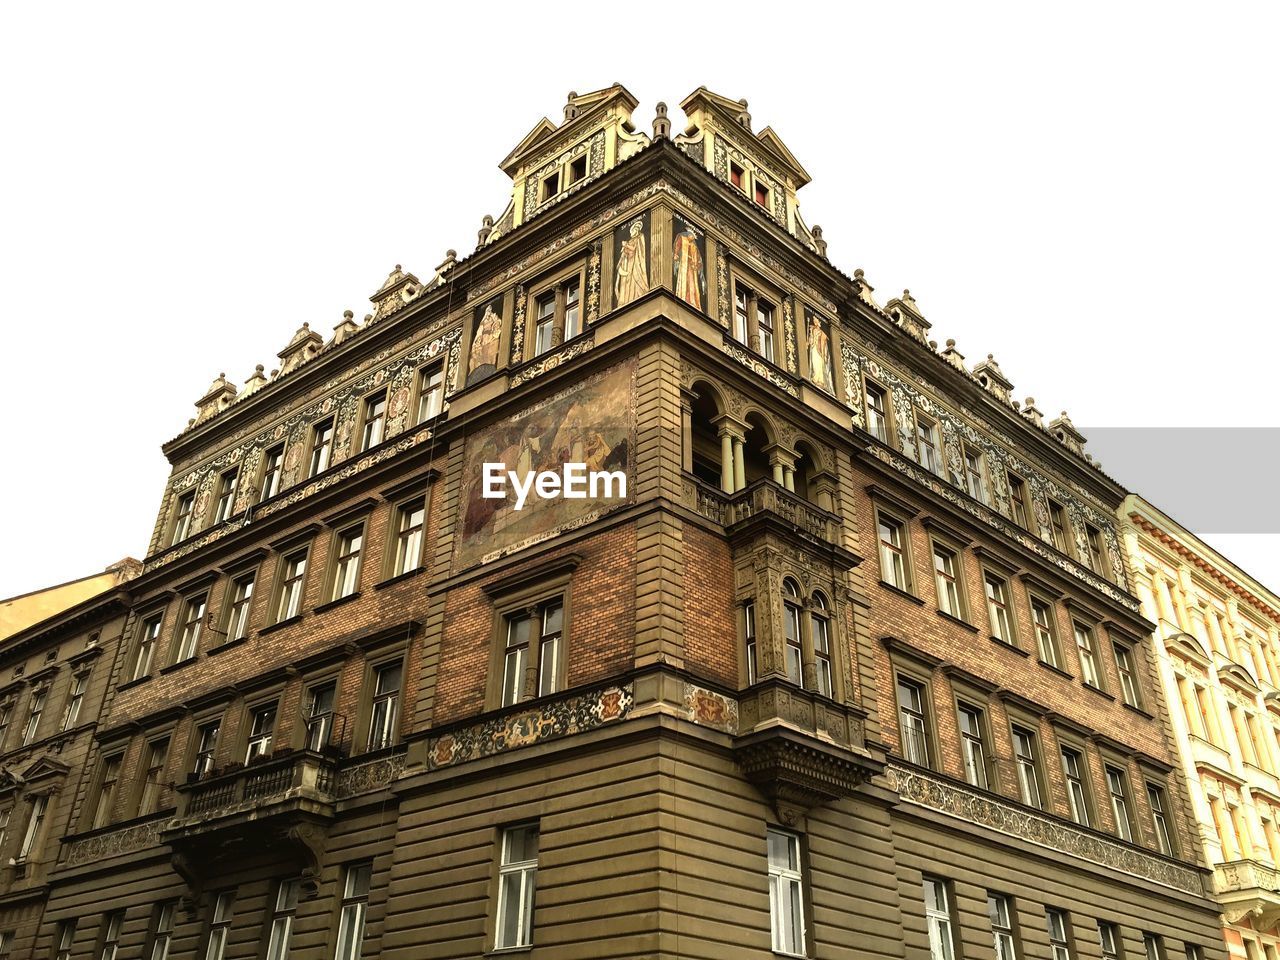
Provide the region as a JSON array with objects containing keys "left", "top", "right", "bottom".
[
  {"left": 754, "top": 181, "right": 770, "bottom": 207},
  {"left": 730, "top": 162, "right": 745, "bottom": 190},
  {"left": 541, "top": 171, "right": 561, "bottom": 202},
  {"left": 569, "top": 155, "right": 587, "bottom": 185}
]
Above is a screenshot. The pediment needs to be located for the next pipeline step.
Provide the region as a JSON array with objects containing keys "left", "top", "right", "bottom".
[
  {"left": 20, "top": 755, "right": 70, "bottom": 782},
  {"left": 755, "top": 126, "right": 811, "bottom": 187}
]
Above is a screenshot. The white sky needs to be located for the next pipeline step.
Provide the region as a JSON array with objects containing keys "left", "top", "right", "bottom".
[{"left": 2, "top": 3, "right": 1277, "bottom": 600}]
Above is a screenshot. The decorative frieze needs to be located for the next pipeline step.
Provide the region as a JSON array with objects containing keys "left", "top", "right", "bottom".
[
  {"left": 62, "top": 820, "right": 165, "bottom": 868},
  {"left": 886, "top": 762, "right": 1203, "bottom": 894},
  {"left": 332, "top": 752, "right": 407, "bottom": 799},
  {"left": 509, "top": 335, "right": 596, "bottom": 388}
]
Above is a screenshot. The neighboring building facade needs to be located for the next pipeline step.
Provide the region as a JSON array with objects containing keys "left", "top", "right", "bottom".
[
  {"left": 1121, "top": 495, "right": 1280, "bottom": 960},
  {"left": 0, "top": 560, "right": 139, "bottom": 643},
  {"left": 0, "top": 86, "right": 1229, "bottom": 959}
]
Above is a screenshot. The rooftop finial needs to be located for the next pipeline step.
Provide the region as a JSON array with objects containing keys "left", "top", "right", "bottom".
[
  {"left": 478, "top": 213, "right": 494, "bottom": 248},
  {"left": 653, "top": 101, "right": 671, "bottom": 140},
  {"left": 564, "top": 91, "right": 580, "bottom": 121},
  {"left": 811, "top": 225, "right": 827, "bottom": 258},
  {"left": 736, "top": 98, "right": 751, "bottom": 130}
]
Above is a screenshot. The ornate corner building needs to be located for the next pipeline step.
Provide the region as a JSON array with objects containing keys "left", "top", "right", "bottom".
[
  {"left": 1120, "top": 496, "right": 1280, "bottom": 960},
  {"left": 0, "top": 86, "right": 1229, "bottom": 960}
]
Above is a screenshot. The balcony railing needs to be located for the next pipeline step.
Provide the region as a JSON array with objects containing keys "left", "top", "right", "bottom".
[
  {"left": 689, "top": 478, "right": 840, "bottom": 544},
  {"left": 1214, "top": 859, "right": 1280, "bottom": 927},
  {"left": 173, "top": 749, "right": 337, "bottom": 823}
]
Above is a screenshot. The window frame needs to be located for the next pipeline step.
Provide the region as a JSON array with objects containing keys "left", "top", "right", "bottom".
[
  {"left": 525, "top": 260, "right": 587, "bottom": 360},
  {"left": 271, "top": 546, "right": 311, "bottom": 625},
  {"left": 864, "top": 377, "right": 893, "bottom": 445},
  {"left": 244, "top": 700, "right": 279, "bottom": 764},
  {"left": 915, "top": 411, "right": 942, "bottom": 475},
  {"left": 1059, "top": 743, "right": 1095, "bottom": 828},
  {"left": 130, "top": 612, "right": 165, "bottom": 682},
  {"left": 1145, "top": 780, "right": 1176, "bottom": 856},
  {"left": 874, "top": 507, "right": 915, "bottom": 595},
  {"left": 922, "top": 876, "right": 957, "bottom": 960},
  {"left": 190, "top": 716, "right": 222, "bottom": 778},
  {"left": 494, "top": 824, "right": 539, "bottom": 951},
  {"left": 357, "top": 388, "right": 388, "bottom": 453},
  {"left": 963, "top": 444, "right": 989, "bottom": 505},
  {"left": 930, "top": 538, "right": 968, "bottom": 622},
  {"left": 1006, "top": 470, "right": 1030, "bottom": 529},
  {"left": 147, "top": 901, "right": 177, "bottom": 960},
  {"left": 415, "top": 361, "right": 446, "bottom": 424},
  {"left": 365, "top": 658, "right": 404, "bottom": 753},
  {"left": 485, "top": 568, "right": 575, "bottom": 711},
  {"left": 327, "top": 522, "right": 367, "bottom": 603},
  {"left": 169, "top": 489, "right": 196, "bottom": 545},
  {"left": 1046, "top": 908, "right": 1074, "bottom": 960},
  {"left": 988, "top": 892, "right": 1018, "bottom": 960},
  {"left": 213, "top": 467, "right": 240, "bottom": 525},
  {"left": 259, "top": 444, "right": 286, "bottom": 502},
  {"left": 90, "top": 752, "right": 124, "bottom": 829},
  {"left": 1073, "top": 619, "right": 1105, "bottom": 691},
  {"left": 743, "top": 600, "right": 758, "bottom": 687},
  {"left": 203, "top": 889, "right": 235, "bottom": 960},
  {"left": 265, "top": 878, "right": 300, "bottom": 960},
  {"left": 894, "top": 672, "right": 934, "bottom": 769},
  {"left": 308, "top": 418, "right": 335, "bottom": 478},
  {"left": 1029, "top": 593, "right": 1063, "bottom": 670},
  {"left": 98, "top": 909, "right": 124, "bottom": 960},
  {"left": 767, "top": 826, "right": 807, "bottom": 957},
  {"left": 1104, "top": 763, "right": 1137, "bottom": 842},
  {"left": 983, "top": 569, "right": 1018, "bottom": 646},
  {"left": 1047, "top": 499, "right": 1072, "bottom": 556},
  {"left": 172, "top": 590, "right": 208, "bottom": 663},
  {"left": 727, "top": 267, "right": 784, "bottom": 363},
  {"left": 136, "top": 736, "right": 171, "bottom": 817},
  {"left": 1010, "top": 721, "right": 1046, "bottom": 810},
  {"left": 221, "top": 569, "right": 258, "bottom": 644},
  {"left": 1113, "top": 640, "right": 1143, "bottom": 708},
  {"left": 1098, "top": 921, "right": 1122, "bottom": 960},
  {"left": 386, "top": 494, "right": 429, "bottom": 580},
  {"left": 334, "top": 862, "right": 372, "bottom": 960},
  {"left": 957, "top": 701, "right": 992, "bottom": 790}
]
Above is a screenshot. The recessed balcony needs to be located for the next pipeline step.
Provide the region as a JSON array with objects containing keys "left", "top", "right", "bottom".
[{"left": 688, "top": 477, "right": 846, "bottom": 551}]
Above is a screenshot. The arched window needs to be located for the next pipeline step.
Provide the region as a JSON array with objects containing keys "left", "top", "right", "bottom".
[
  {"left": 810, "top": 592, "right": 833, "bottom": 698},
  {"left": 782, "top": 579, "right": 803, "bottom": 686}
]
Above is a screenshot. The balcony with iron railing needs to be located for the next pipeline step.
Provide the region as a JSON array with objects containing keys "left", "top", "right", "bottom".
[{"left": 167, "top": 748, "right": 338, "bottom": 829}]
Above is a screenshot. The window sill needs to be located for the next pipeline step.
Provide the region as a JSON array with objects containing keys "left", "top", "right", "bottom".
[
  {"left": 486, "top": 948, "right": 533, "bottom": 957},
  {"left": 159, "top": 657, "right": 198, "bottom": 675},
  {"left": 376, "top": 567, "right": 426, "bottom": 591},
  {"left": 1038, "top": 660, "right": 1074, "bottom": 681},
  {"left": 259, "top": 615, "right": 303, "bottom": 637},
  {"left": 991, "top": 637, "right": 1030, "bottom": 658},
  {"left": 1121, "top": 701, "right": 1153, "bottom": 720},
  {"left": 207, "top": 636, "right": 249, "bottom": 658},
  {"left": 937, "top": 610, "right": 978, "bottom": 633},
  {"left": 879, "top": 581, "right": 924, "bottom": 606},
  {"left": 1082, "top": 682, "right": 1115, "bottom": 702},
  {"left": 314, "top": 592, "right": 361, "bottom": 614},
  {"left": 117, "top": 674, "right": 152, "bottom": 691}
]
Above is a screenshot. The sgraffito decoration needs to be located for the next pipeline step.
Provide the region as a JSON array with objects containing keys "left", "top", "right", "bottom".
[
  {"left": 782, "top": 298, "right": 798, "bottom": 375},
  {"left": 508, "top": 285, "right": 527, "bottom": 365},
  {"left": 522, "top": 129, "right": 607, "bottom": 221},
  {"left": 453, "top": 358, "right": 636, "bottom": 572},
  {"left": 427, "top": 684, "right": 633, "bottom": 770}
]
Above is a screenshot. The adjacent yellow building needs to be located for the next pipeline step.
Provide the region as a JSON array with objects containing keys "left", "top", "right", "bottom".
[{"left": 1121, "top": 495, "right": 1280, "bottom": 960}]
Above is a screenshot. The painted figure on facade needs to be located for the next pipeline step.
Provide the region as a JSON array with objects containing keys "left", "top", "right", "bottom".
[
  {"left": 467, "top": 299, "right": 503, "bottom": 384},
  {"left": 672, "top": 216, "right": 706, "bottom": 311},
  {"left": 807, "top": 310, "right": 834, "bottom": 392},
  {"left": 613, "top": 215, "right": 649, "bottom": 308}
]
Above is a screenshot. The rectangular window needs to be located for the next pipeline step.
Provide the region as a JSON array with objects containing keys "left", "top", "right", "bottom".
[
  {"left": 768, "top": 828, "right": 806, "bottom": 956},
  {"left": 171, "top": 491, "right": 195, "bottom": 545},
  {"left": 1147, "top": 783, "right": 1174, "bottom": 855},
  {"left": 334, "top": 863, "right": 371, "bottom": 960},
  {"left": 533, "top": 277, "right": 581, "bottom": 356},
  {"left": 204, "top": 891, "right": 234, "bottom": 960},
  {"left": 897, "top": 677, "right": 930, "bottom": 767},
  {"left": 1012, "top": 726, "right": 1043, "bottom": 808},
  {"left": 916, "top": 414, "right": 941, "bottom": 475},
  {"left": 309, "top": 420, "right": 334, "bottom": 477},
  {"left": 563, "top": 278, "right": 581, "bottom": 341},
  {"left": 1031, "top": 598, "right": 1060, "bottom": 668},
  {"left": 1075, "top": 622, "right": 1102, "bottom": 688},
  {"left": 0, "top": 808, "right": 10, "bottom": 852},
  {"left": 754, "top": 180, "right": 770, "bottom": 207},
  {"left": 964, "top": 446, "right": 988, "bottom": 504},
  {"left": 500, "top": 600, "right": 563, "bottom": 707},
  {"left": 744, "top": 601, "right": 758, "bottom": 686},
  {"left": 1084, "top": 524, "right": 1106, "bottom": 573},
  {"left": 958, "top": 704, "right": 989, "bottom": 789},
  {"left": 1046, "top": 910, "right": 1073, "bottom": 960},
  {"left": 193, "top": 720, "right": 220, "bottom": 777},
  {"left": 878, "top": 514, "right": 910, "bottom": 591},
  {"left": 866, "top": 383, "right": 890, "bottom": 443},
  {"left": 1061, "top": 748, "right": 1091, "bottom": 827},
  {"left": 150, "top": 901, "right": 176, "bottom": 960},
  {"left": 1007, "top": 472, "right": 1029, "bottom": 528},
  {"left": 214, "top": 468, "right": 239, "bottom": 524},
  {"left": 92, "top": 755, "right": 122, "bottom": 829},
  {"left": 225, "top": 574, "right": 255, "bottom": 642},
  {"left": 260, "top": 445, "right": 285, "bottom": 501},
  {"left": 534, "top": 293, "right": 556, "bottom": 356},
  {"left": 1098, "top": 921, "right": 1120, "bottom": 960},
  {"left": 61, "top": 673, "right": 88, "bottom": 730},
  {"left": 0, "top": 706, "right": 9, "bottom": 750},
  {"left": 275, "top": 550, "right": 308, "bottom": 623},
  {"left": 985, "top": 573, "right": 1015, "bottom": 643},
  {"left": 138, "top": 739, "right": 170, "bottom": 816},
  {"left": 0, "top": 930, "right": 10, "bottom": 957},
  {"left": 733, "top": 284, "right": 751, "bottom": 345},
  {"left": 756, "top": 298, "right": 776, "bottom": 363},
  {"left": 495, "top": 825, "right": 539, "bottom": 950},
  {"left": 417, "top": 364, "right": 444, "bottom": 422},
  {"left": 568, "top": 155, "right": 587, "bottom": 184},
  {"left": 933, "top": 545, "right": 963, "bottom": 618},
  {"left": 730, "top": 162, "right": 745, "bottom": 190},
  {"left": 305, "top": 683, "right": 337, "bottom": 752},
  {"left": 783, "top": 588, "right": 804, "bottom": 687},
  {"left": 1143, "top": 934, "right": 1164, "bottom": 960},
  {"left": 245, "top": 703, "right": 277, "bottom": 763},
  {"left": 1106, "top": 766, "right": 1134, "bottom": 842},
  {"left": 367, "top": 662, "right": 402, "bottom": 751},
  {"left": 55, "top": 921, "right": 75, "bottom": 960},
  {"left": 923, "top": 877, "right": 956, "bottom": 960},
  {"left": 541, "top": 171, "right": 560, "bottom": 201},
  {"left": 988, "top": 893, "right": 1017, "bottom": 960},
  {"left": 174, "top": 592, "right": 207, "bottom": 662},
  {"left": 21, "top": 690, "right": 45, "bottom": 746},
  {"left": 811, "top": 604, "right": 833, "bottom": 698},
  {"left": 1114, "top": 643, "right": 1141, "bottom": 707},
  {"left": 331, "top": 526, "right": 364, "bottom": 601},
  {"left": 1048, "top": 501, "right": 1071, "bottom": 554},
  {"left": 1186, "top": 947, "right": 1203, "bottom": 960},
  {"left": 18, "top": 794, "right": 46, "bottom": 860},
  {"left": 100, "top": 911, "right": 124, "bottom": 960},
  {"left": 360, "top": 391, "right": 386, "bottom": 451},
  {"left": 266, "top": 879, "right": 299, "bottom": 960},
  {"left": 392, "top": 499, "right": 426, "bottom": 576}
]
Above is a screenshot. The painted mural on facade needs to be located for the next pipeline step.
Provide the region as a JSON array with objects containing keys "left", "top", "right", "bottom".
[
  {"left": 612, "top": 211, "right": 649, "bottom": 309},
  {"left": 454, "top": 359, "right": 636, "bottom": 570},
  {"left": 672, "top": 214, "right": 706, "bottom": 311},
  {"left": 467, "top": 296, "right": 503, "bottom": 385},
  {"left": 806, "top": 308, "right": 834, "bottom": 394}
]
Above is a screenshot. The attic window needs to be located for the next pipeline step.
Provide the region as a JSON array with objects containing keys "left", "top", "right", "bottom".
[
  {"left": 730, "top": 163, "right": 745, "bottom": 190},
  {"left": 568, "top": 156, "right": 587, "bottom": 185},
  {"left": 754, "top": 181, "right": 770, "bottom": 207},
  {"left": 542, "top": 172, "right": 561, "bottom": 202}
]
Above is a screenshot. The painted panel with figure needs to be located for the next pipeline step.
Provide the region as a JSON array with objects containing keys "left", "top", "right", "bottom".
[
  {"left": 805, "top": 307, "right": 835, "bottom": 394},
  {"left": 672, "top": 214, "right": 706, "bottom": 312},
  {"left": 454, "top": 359, "right": 636, "bottom": 571},
  {"left": 612, "top": 211, "right": 650, "bottom": 309},
  {"left": 467, "top": 295, "right": 504, "bottom": 385}
]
